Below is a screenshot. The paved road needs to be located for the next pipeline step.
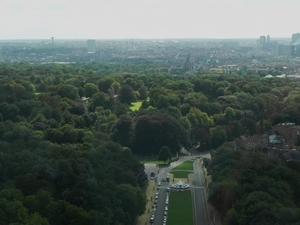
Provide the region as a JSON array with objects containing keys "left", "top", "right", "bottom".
[
  {"left": 192, "top": 159, "right": 210, "bottom": 225},
  {"left": 144, "top": 154, "right": 211, "bottom": 225},
  {"left": 144, "top": 164, "right": 170, "bottom": 225}
]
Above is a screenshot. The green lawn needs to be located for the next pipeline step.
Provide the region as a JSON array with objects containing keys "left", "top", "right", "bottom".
[
  {"left": 167, "top": 191, "right": 193, "bottom": 225},
  {"left": 129, "top": 101, "right": 142, "bottom": 111},
  {"left": 170, "top": 171, "right": 192, "bottom": 178},
  {"left": 172, "top": 160, "right": 194, "bottom": 171}
]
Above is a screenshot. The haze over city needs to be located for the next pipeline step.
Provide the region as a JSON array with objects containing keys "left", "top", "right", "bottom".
[{"left": 1, "top": 0, "right": 300, "bottom": 40}]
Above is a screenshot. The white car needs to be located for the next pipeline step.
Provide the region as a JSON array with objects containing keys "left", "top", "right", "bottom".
[{"left": 163, "top": 216, "right": 167, "bottom": 222}]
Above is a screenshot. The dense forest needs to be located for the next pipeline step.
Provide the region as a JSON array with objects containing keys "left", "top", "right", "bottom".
[
  {"left": 208, "top": 143, "right": 300, "bottom": 225},
  {"left": 1, "top": 62, "right": 300, "bottom": 224}
]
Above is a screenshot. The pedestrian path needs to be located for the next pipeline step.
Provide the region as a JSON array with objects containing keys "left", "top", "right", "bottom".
[
  {"left": 136, "top": 180, "right": 156, "bottom": 225},
  {"left": 201, "top": 161, "right": 223, "bottom": 225}
]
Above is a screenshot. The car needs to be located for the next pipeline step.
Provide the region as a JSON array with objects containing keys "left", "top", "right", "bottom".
[
  {"left": 164, "top": 206, "right": 168, "bottom": 211},
  {"left": 155, "top": 195, "right": 158, "bottom": 199},
  {"left": 154, "top": 199, "right": 158, "bottom": 204},
  {"left": 155, "top": 191, "right": 160, "bottom": 195},
  {"left": 165, "top": 200, "right": 169, "bottom": 205},
  {"left": 163, "top": 216, "right": 167, "bottom": 222},
  {"left": 166, "top": 187, "right": 170, "bottom": 192},
  {"left": 150, "top": 217, "right": 154, "bottom": 224},
  {"left": 158, "top": 181, "right": 161, "bottom": 186},
  {"left": 152, "top": 204, "right": 157, "bottom": 209},
  {"left": 164, "top": 211, "right": 167, "bottom": 216}
]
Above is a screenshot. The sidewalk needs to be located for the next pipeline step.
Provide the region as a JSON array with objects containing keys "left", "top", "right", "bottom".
[
  {"left": 136, "top": 180, "right": 156, "bottom": 225},
  {"left": 200, "top": 160, "right": 223, "bottom": 225}
]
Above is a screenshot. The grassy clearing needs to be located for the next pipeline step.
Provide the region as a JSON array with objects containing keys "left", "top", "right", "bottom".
[
  {"left": 170, "top": 171, "right": 192, "bottom": 178},
  {"left": 167, "top": 191, "right": 193, "bottom": 225},
  {"left": 172, "top": 160, "right": 194, "bottom": 171},
  {"left": 129, "top": 101, "right": 142, "bottom": 111}
]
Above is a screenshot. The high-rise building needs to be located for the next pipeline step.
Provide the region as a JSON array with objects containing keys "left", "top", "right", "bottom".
[
  {"left": 292, "top": 33, "right": 300, "bottom": 43},
  {"left": 278, "top": 44, "right": 293, "bottom": 56},
  {"left": 260, "top": 36, "right": 266, "bottom": 45},
  {"left": 87, "top": 39, "right": 96, "bottom": 53}
]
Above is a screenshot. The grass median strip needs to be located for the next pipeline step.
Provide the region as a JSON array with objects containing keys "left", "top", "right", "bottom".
[
  {"left": 167, "top": 191, "right": 193, "bottom": 225},
  {"left": 172, "top": 160, "right": 194, "bottom": 170},
  {"left": 170, "top": 171, "right": 192, "bottom": 178}
]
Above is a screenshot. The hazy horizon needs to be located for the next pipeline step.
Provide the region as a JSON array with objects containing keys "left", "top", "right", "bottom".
[{"left": 1, "top": 0, "right": 300, "bottom": 40}]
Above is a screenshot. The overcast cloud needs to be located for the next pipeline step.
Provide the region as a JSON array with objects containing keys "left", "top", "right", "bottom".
[{"left": 1, "top": 0, "right": 299, "bottom": 39}]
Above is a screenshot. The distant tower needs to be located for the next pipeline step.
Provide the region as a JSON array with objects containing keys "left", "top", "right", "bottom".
[
  {"left": 267, "top": 35, "right": 270, "bottom": 43},
  {"left": 183, "top": 53, "right": 195, "bottom": 72},
  {"left": 51, "top": 37, "right": 54, "bottom": 45},
  {"left": 87, "top": 39, "right": 96, "bottom": 53},
  {"left": 260, "top": 36, "right": 266, "bottom": 45}
]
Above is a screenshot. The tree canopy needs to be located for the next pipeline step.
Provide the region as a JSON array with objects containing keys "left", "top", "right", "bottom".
[{"left": 1, "top": 62, "right": 300, "bottom": 224}]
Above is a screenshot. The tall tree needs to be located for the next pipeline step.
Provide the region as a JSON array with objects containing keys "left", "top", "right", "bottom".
[
  {"left": 158, "top": 146, "right": 172, "bottom": 163},
  {"left": 118, "top": 85, "right": 136, "bottom": 104}
]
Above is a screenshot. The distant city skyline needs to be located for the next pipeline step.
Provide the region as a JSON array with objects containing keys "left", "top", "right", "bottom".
[{"left": 1, "top": 0, "right": 300, "bottom": 40}]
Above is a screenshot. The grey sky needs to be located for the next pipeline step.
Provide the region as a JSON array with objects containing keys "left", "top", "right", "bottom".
[{"left": 1, "top": 0, "right": 299, "bottom": 39}]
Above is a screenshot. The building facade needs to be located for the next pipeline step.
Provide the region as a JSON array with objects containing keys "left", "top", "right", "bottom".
[
  {"left": 272, "top": 123, "right": 300, "bottom": 144},
  {"left": 260, "top": 36, "right": 266, "bottom": 45},
  {"left": 278, "top": 44, "right": 293, "bottom": 56},
  {"left": 292, "top": 33, "right": 300, "bottom": 43}
]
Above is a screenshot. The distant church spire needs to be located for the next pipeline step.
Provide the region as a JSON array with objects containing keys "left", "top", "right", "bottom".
[{"left": 183, "top": 53, "right": 195, "bottom": 72}]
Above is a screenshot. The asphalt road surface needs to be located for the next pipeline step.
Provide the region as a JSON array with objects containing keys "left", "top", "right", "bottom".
[{"left": 144, "top": 153, "right": 211, "bottom": 225}]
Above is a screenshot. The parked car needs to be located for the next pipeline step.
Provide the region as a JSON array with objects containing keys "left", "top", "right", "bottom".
[
  {"left": 163, "top": 216, "right": 167, "bottom": 223},
  {"left": 150, "top": 217, "right": 154, "bottom": 224}
]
